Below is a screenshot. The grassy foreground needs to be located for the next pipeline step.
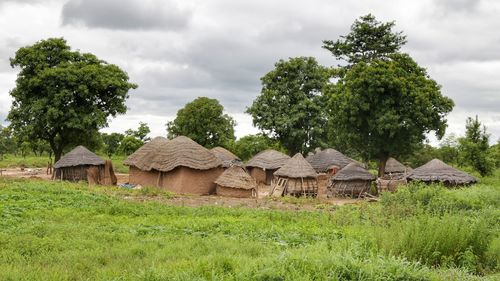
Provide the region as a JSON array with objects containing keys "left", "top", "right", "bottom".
[{"left": 0, "top": 174, "right": 499, "bottom": 280}]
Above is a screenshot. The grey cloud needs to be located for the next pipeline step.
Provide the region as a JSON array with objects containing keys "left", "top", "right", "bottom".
[
  {"left": 435, "top": 0, "right": 480, "bottom": 13},
  {"left": 61, "top": 0, "right": 191, "bottom": 30}
]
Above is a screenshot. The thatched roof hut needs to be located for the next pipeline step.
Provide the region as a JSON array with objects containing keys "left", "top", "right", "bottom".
[
  {"left": 328, "top": 163, "right": 375, "bottom": 198},
  {"left": 123, "top": 136, "right": 169, "bottom": 169},
  {"left": 306, "top": 148, "right": 354, "bottom": 173},
  {"left": 210, "top": 147, "right": 241, "bottom": 168},
  {"left": 215, "top": 166, "right": 257, "bottom": 198},
  {"left": 54, "top": 146, "right": 115, "bottom": 185},
  {"left": 246, "top": 149, "right": 290, "bottom": 185},
  {"left": 125, "top": 136, "right": 223, "bottom": 194},
  {"left": 407, "top": 159, "right": 477, "bottom": 186},
  {"left": 271, "top": 153, "right": 318, "bottom": 197},
  {"left": 384, "top": 157, "right": 411, "bottom": 180}
]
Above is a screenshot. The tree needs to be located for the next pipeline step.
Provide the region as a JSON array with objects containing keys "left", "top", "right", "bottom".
[
  {"left": 323, "top": 14, "right": 407, "bottom": 65},
  {"left": 118, "top": 136, "right": 144, "bottom": 156},
  {"left": 125, "top": 122, "right": 150, "bottom": 142},
  {"left": 102, "top": 132, "right": 125, "bottom": 158},
  {"left": 231, "top": 134, "right": 286, "bottom": 161},
  {"left": 0, "top": 125, "right": 17, "bottom": 160},
  {"left": 167, "top": 97, "right": 236, "bottom": 148},
  {"left": 327, "top": 53, "right": 454, "bottom": 176},
  {"left": 247, "top": 57, "right": 330, "bottom": 155},
  {"left": 7, "top": 38, "right": 137, "bottom": 161},
  {"left": 458, "top": 116, "right": 494, "bottom": 176},
  {"left": 438, "top": 134, "right": 459, "bottom": 165},
  {"left": 490, "top": 140, "right": 500, "bottom": 168}
]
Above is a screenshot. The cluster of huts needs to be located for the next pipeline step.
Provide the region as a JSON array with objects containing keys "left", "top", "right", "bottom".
[{"left": 53, "top": 135, "right": 478, "bottom": 199}]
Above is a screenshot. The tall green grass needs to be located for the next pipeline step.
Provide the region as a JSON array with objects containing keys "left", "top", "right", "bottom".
[{"left": 0, "top": 176, "right": 498, "bottom": 280}]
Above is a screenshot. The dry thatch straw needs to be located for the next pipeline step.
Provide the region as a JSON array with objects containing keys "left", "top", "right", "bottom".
[
  {"left": 125, "top": 136, "right": 222, "bottom": 172},
  {"left": 123, "top": 136, "right": 169, "bottom": 170},
  {"left": 246, "top": 149, "right": 290, "bottom": 170},
  {"left": 306, "top": 148, "right": 354, "bottom": 173},
  {"left": 332, "top": 163, "right": 376, "bottom": 181},
  {"left": 54, "top": 146, "right": 104, "bottom": 169},
  {"left": 274, "top": 153, "right": 317, "bottom": 178},
  {"left": 385, "top": 157, "right": 408, "bottom": 173},
  {"left": 407, "top": 158, "right": 477, "bottom": 185},
  {"left": 215, "top": 166, "right": 257, "bottom": 190},
  {"left": 210, "top": 147, "right": 241, "bottom": 168}
]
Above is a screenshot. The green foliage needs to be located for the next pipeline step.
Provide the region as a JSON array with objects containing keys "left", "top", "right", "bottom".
[
  {"left": 0, "top": 172, "right": 499, "bottom": 280},
  {"left": 7, "top": 38, "right": 137, "bottom": 161},
  {"left": 247, "top": 57, "right": 330, "bottom": 154},
  {"left": 118, "top": 136, "right": 143, "bottom": 156},
  {"left": 101, "top": 132, "right": 125, "bottom": 158},
  {"left": 323, "top": 14, "right": 407, "bottom": 64},
  {"left": 125, "top": 122, "right": 151, "bottom": 142},
  {"left": 327, "top": 53, "right": 454, "bottom": 175},
  {"left": 490, "top": 141, "right": 500, "bottom": 168},
  {"left": 167, "top": 97, "right": 236, "bottom": 148},
  {"left": 0, "top": 126, "right": 17, "bottom": 160},
  {"left": 458, "top": 116, "right": 494, "bottom": 176},
  {"left": 231, "top": 134, "right": 286, "bottom": 161}
]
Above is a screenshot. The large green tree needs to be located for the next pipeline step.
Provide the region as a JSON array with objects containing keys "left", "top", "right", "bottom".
[
  {"left": 325, "top": 15, "right": 454, "bottom": 176},
  {"left": 247, "top": 57, "right": 330, "bottom": 155},
  {"left": 458, "top": 116, "right": 494, "bottom": 176},
  {"left": 167, "top": 97, "right": 236, "bottom": 148},
  {"left": 101, "top": 132, "right": 125, "bottom": 158},
  {"left": 7, "top": 38, "right": 137, "bottom": 161}
]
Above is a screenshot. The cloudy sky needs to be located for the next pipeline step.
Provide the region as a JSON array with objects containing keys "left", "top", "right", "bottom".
[{"left": 0, "top": 0, "right": 499, "bottom": 144}]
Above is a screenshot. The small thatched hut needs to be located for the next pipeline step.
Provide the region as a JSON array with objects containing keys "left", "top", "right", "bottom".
[
  {"left": 210, "top": 147, "right": 242, "bottom": 168},
  {"left": 215, "top": 166, "right": 257, "bottom": 198},
  {"left": 407, "top": 159, "right": 477, "bottom": 186},
  {"left": 384, "top": 157, "right": 410, "bottom": 179},
  {"left": 54, "top": 146, "right": 116, "bottom": 185},
  {"left": 306, "top": 148, "right": 354, "bottom": 174},
  {"left": 271, "top": 153, "right": 318, "bottom": 197},
  {"left": 124, "top": 136, "right": 223, "bottom": 195},
  {"left": 246, "top": 149, "right": 290, "bottom": 185},
  {"left": 328, "top": 163, "right": 375, "bottom": 198}
]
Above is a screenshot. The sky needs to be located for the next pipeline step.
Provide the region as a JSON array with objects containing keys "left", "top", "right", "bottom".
[{"left": 0, "top": 0, "right": 499, "bottom": 145}]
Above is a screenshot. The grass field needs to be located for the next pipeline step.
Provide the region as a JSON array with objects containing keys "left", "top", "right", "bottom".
[
  {"left": 0, "top": 154, "right": 129, "bottom": 173},
  {"left": 0, "top": 171, "right": 499, "bottom": 280}
]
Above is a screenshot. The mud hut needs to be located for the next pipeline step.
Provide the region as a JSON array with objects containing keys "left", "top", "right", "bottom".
[
  {"left": 407, "top": 159, "right": 477, "bottom": 186},
  {"left": 328, "top": 163, "right": 375, "bottom": 198},
  {"left": 124, "top": 136, "right": 223, "bottom": 195},
  {"left": 306, "top": 148, "right": 354, "bottom": 174},
  {"left": 210, "top": 147, "right": 242, "bottom": 168},
  {"left": 54, "top": 146, "right": 116, "bottom": 185},
  {"left": 215, "top": 166, "right": 257, "bottom": 198},
  {"left": 271, "top": 153, "right": 318, "bottom": 197},
  {"left": 246, "top": 149, "right": 290, "bottom": 185}
]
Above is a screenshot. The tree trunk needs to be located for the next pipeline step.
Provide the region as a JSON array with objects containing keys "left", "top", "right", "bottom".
[
  {"left": 54, "top": 149, "right": 63, "bottom": 163},
  {"left": 378, "top": 154, "right": 389, "bottom": 178}
]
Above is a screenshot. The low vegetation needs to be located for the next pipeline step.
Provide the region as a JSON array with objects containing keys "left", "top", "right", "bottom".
[{"left": 0, "top": 171, "right": 498, "bottom": 280}]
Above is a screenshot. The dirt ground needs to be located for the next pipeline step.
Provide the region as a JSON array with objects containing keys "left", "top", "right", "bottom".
[{"left": 1, "top": 167, "right": 364, "bottom": 210}]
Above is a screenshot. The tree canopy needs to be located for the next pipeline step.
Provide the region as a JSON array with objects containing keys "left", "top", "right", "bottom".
[
  {"left": 246, "top": 57, "right": 330, "bottom": 155},
  {"left": 327, "top": 53, "right": 454, "bottom": 176},
  {"left": 323, "top": 14, "right": 407, "bottom": 65},
  {"left": 7, "top": 38, "right": 137, "bottom": 161},
  {"left": 458, "top": 116, "right": 494, "bottom": 176},
  {"left": 167, "top": 97, "right": 236, "bottom": 148},
  {"left": 231, "top": 134, "right": 286, "bottom": 161}
]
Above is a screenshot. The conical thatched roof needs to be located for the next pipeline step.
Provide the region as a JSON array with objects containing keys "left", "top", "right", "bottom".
[
  {"left": 126, "top": 136, "right": 222, "bottom": 172},
  {"left": 210, "top": 147, "right": 241, "bottom": 168},
  {"left": 215, "top": 166, "right": 257, "bottom": 190},
  {"left": 274, "top": 153, "right": 317, "bottom": 178},
  {"left": 123, "top": 136, "right": 169, "bottom": 169},
  {"left": 54, "top": 146, "right": 104, "bottom": 168},
  {"left": 332, "top": 163, "right": 376, "bottom": 181},
  {"left": 246, "top": 149, "right": 290, "bottom": 170},
  {"left": 385, "top": 157, "right": 407, "bottom": 174},
  {"left": 408, "top": 159, "right": 477, "bottom": 185},
  {"left": 306, "top": 148, "right": 353, "bottom": 173}
]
